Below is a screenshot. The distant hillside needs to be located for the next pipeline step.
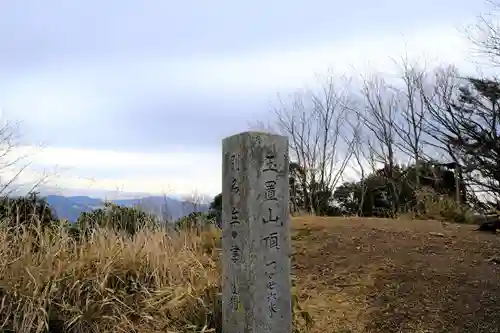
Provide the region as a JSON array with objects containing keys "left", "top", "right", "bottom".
[{"left": 46, "top": 195, "right": 210, "bottom": 222}]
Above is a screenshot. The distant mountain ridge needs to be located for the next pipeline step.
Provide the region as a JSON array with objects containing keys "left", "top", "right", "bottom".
[{"left": 46, "top": 195, "right": 210, "bottom": 222}]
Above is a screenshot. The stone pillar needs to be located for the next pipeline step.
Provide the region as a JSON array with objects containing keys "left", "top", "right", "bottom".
[{"left": 221, "top": 131, "right": 292, "bottom": 333}]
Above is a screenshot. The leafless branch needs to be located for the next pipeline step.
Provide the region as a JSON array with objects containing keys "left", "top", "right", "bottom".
[{"left": 271, "top": 72, "right": 355, "bottom": 213}]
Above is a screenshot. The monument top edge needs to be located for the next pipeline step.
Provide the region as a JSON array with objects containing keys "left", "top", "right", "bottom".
[{"left": 222, "top": 131, "right": 287, "bottom": 140}]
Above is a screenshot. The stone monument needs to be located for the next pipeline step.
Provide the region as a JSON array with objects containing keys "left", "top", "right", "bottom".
[{"left": 221, "top": 131, "right": 292, "bottom": 333}]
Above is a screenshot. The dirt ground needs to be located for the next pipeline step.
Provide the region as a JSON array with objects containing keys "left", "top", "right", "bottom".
[{"left": 291, "top": 217, "right": 500, "bottom": 333}]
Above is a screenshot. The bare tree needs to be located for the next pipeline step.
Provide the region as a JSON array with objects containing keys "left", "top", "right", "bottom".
[
  {"left": 466, "top": 0, "right": 500, "bottom": 68},
  {"left": 358, "top": 74, "right": 401, "bottom": 216},
  {"left": 390, "top": 57, "right": 432, "bottom": 191},
  {"left": 416, "top": 66, "right": 463, "bottom": 158},
  {"left": 345, "top": 110, "right": 375, "bottom": 216},
  {"left": 418, "top": 64, "right": 500, "bottom": 207},
  {"left": 272, "top": 73, "right": 355, "bottom": 214}
]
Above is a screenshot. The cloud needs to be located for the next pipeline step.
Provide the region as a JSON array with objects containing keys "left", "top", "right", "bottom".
[
  {"left": 14, "top": 24, "right": 473, "bottom": 96},
  {"left": 10, "top": 145, "right": 222, "bottom": 197},
  {"left": 0, "top": 0, "right": 483, "bottom": 68},
  {"left": 0, "top": 9, "right": 488, "bottom": 197},
  {"left": 1, "top": 24, "right": 474, "bottom": 142}
]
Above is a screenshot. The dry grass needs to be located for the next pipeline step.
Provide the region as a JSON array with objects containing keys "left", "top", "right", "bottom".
[
  {"left": 0, "top": 222, "right": 221, "bottom": 333},
  {"left": 2, "top": 215, "right": 500, "bottom": 333},
  {"left": 0, "top": 221, "right": 311, "bottom": 333}
]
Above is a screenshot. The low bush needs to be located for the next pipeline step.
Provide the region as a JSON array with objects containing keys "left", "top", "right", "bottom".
[
  {"left": 72, "top": 202, "right": 160, "bottom": 239},
  {"left": 176, "top": 212, "right": 217, "bottom": 233},
  {"left": 0, "top": 192, "right": 58, "bottom": 229},
  {"left": 414, "top": 187, "right": 474, "bottom": 223}
]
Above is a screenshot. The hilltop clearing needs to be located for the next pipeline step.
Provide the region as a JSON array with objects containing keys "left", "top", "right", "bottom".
[
  {"left": 2, "top": 216, "right": 499, "bottom": 333},
  {"left": 291, "top": 217, "right": 500, "bottom": 333}
]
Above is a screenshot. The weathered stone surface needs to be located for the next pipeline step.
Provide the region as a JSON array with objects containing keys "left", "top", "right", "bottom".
[{"left": 221, "top": 131, "right": 292, "bottom": 333}]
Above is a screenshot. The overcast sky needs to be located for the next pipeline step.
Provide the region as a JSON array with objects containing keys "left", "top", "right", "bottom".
[{"left": 0, "top": 0, "right": 490, "bottom": 199}]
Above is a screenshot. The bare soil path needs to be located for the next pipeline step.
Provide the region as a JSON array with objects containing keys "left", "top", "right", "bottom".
[{"left": 291, "top": 217, "right": 500, "bottom": 333}]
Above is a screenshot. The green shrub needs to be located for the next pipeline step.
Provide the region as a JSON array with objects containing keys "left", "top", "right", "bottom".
[
  {"left": 176, "top": 211, "right": 217, "bottom": 232},
  {"left": 73, "top": 202, "right": 159, "bottom": 239},
  {"left": 414, "top": 187, "right": 474, "bottom": 223},
  {"left": 0, "top": 192, "right": 58, "bottom": 229}
]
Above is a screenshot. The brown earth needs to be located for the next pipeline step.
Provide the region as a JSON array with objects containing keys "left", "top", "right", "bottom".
[{"left": 291, "top": 217, "right": 500, "bottom": 333}]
